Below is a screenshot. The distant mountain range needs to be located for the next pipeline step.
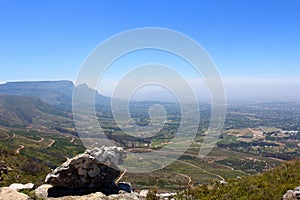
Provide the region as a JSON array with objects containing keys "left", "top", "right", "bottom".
[
  {"left": 0, "top": 80, "right": 111, "bottom": 109},
  {"left": 0, "top": 94, "right": 69, "bottom": 127}
]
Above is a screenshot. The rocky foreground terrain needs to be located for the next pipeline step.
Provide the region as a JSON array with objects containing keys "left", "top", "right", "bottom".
[
  {"left": 0, "top": 146, "right": 176, "bottom": 200},
  {"left": 1, "top": 146, "right": 299, "bottom": 200},
  {"left": 0, "top": 186, "right": 150, "bottom": 200}
]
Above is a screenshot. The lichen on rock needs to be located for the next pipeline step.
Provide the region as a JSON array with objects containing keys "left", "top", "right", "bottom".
[{"left": 44, "top": 146, "right": 127, "bottom": 196}]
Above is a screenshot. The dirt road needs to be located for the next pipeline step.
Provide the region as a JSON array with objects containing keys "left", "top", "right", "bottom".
[{"left": 16, "top": 145, "right": 24, "bottom": 154}]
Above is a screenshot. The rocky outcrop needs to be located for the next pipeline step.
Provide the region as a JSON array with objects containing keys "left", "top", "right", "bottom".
[
  {"left": 9, "top": 183, "right": 34, "bottom": 191},
  {"left": 43, "top": 189, "right": 148, "bottom": 200},
  {"left": 33, "top": 184, "right": 148, "bottom": 199},
  {"left": 0, "top": 187, "right": 30, "bottom": 200},
  {"left": 34, "top": 184, "right": 53, "bottom": 199},
  {"left": 45, "top": 146, "right": 127, "bottom": 196},
  {"left": 45, "top": 191, "right": 107, "bottom": 200},
  {"left": 0, "top": 146, "right": 151, "bottom": 199},
  {"left": 0, "top": 185, "right": 150, "bottom": 200},
  {"left": 117, "top": 182, "right": 132, "bottom": 193},
  {"left": 283, "top": 186, "right": 300, "bottom": 200}
]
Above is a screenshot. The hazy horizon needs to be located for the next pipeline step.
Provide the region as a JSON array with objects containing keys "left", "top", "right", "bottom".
[
  {"left": 0, "top": 1, "right": 299, "bottom": 102},
  {"left": 0, "top": 77, "right": 299, "bottom": 103}
]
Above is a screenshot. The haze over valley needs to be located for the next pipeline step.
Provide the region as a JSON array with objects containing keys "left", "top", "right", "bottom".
[{"left": 0, "top": 1, "right": 299, "bottom": 199}]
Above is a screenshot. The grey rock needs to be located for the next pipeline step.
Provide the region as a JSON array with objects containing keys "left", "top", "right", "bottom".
[
  {"left": 45, "top": 146, "right": 127, "bottom": 195},
  {"left": 88, "top": 146, "right": 127, "bottom": 167},
  {"left": 9, "top": 183, "right": 34, "bottom": 191},
  {"left": 34, "top": 184, "right": 53, "bottom": 199},
  {"left": 108, "top": 193, "right": 139, "bottom": 200},
  {"left": 46, "top": 191, "right": 107, "bottom": 200},
  {"left": 117, "top": 182, "right": 132, "bottom": 193},
  {"left": 0, "top": 187, "right": 30, "bottom": 200},
  {"left": 283, "top": 188, "right": 300, "bottom": 200},
  {"left": 158, "top": 192, "right": 177, "bottom": 199},
  {"left": 139, "top": 190, "right": 149, "bottom": 198}
]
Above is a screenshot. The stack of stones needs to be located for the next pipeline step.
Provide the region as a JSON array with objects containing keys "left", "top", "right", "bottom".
[
  {"left": 0, "top": 146, "right": 156, "bottom": 199},
  {"left": 44, "top": 146, "right": 129, "bottom": 197}
]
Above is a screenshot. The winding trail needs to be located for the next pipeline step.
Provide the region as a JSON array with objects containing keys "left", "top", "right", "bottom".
[
  {"left": 269, "top": 157, "right": 286, "bottom": 163},
  {"left": 176, "top": 172, "right": 192, "bottom": 188},
  {"left": 70, "top": 137, "right": 75, "bottom": 143},
  {"left": 218, "top": 164, "right": 249, "bottom": 175},
  {"left": 0, "top": 133, "right": 16, "bottom": 140},
  {"left": 64, "top": 156, "right": 70, "bottom": 161},
  {"left": 16, "top": 145, "right": 24, "bottom": 154},
  {"left": 45, "top": 139, "right": 55, "bottom": 148},
  {"left": 14, "top": 134, "right": 44, "bottom": 143},
  {"left": 175, "top": 159, "right": 225, "bottom": 181},
  {"left": 25, "top": 136, "right": 44, "bottom": 143},
  {"left": 0, "top": 132, "right": 10, "bottom": 140},
  {"left": 149, "top": 150, "right": 230, "bottom": 182},
  {"left": 115, "top": 169, "right": 127, "bottom": 183}
]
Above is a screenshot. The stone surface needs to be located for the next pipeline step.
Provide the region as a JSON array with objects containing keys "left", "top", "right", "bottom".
[
  {"left": 107, "top": 193, "right": 139, "bottom": 200},
  {"left": 45, "top": 146, "right": 127, "bottom": 195},
  {"left": 139, "top": 190, "right": 149, "bottom": 198},
  {"left": 0, "top": 146, "right": 133, "bottom": 200},
  {"left": 46, "top": 191, "right": 144, "bottom": 200},
  {"left": 47, "top": 186, "right": 117, "bottom": 198},
  {"left": 46, "top": 191, "right": 107, "bottom": 200},
  {"left": 34, "top": 184, "right": 53, "bottom": 199},
  {"left": 158, "top": 192, "right": 177, "bottom": 199},
  {"left": 0, "top": 187, "right": 30, "bottom": 200},
  {"left": 9, "top": 183, "right": 34, "bottom": 191},
  {"left": 88, "top": 147, "right": 127, "bottom": 167},
  {"left": 117, "top": 182, "right": 132, "bottom": 193},
  {"left": 283, "top": 187, "right": 300, "bottom": 200},
  {"left": 1, "top": 186, "right": 154, "bottom": 200}
]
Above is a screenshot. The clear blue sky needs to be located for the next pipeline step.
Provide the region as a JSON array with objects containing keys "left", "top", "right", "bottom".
[{"left": 0, "top": 0, "right": 299, "bottom": 83}]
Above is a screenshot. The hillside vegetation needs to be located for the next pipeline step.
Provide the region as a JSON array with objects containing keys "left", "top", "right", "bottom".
[
  {"left": 0, "top": 80, "right": 74, "bottom": 108},
  {"left": 0, "top": 146, "right": 50, "bottom": 187},
  {"left": 185, "top": 160, "right": 300, "bottom": 200},
  {"left": 0, "top": 95, "right": 69, "bottom": 127}
]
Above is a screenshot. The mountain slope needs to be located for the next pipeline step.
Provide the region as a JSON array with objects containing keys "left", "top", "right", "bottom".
[
  {"left": 0, "top": 95, "right": 69, "bottom": 127},
  {"left": 0, "top": 80, "right": 110, "bottom": 109},
  {"left": 0, "top": 146, "right": 50, "bottom": 187},
  {"left": 187, "top": 160, "right": 300, "bottom": 200}
]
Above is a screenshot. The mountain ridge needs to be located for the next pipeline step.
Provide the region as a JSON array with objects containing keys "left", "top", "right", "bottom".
[
  {"left": 0, "top": 94, "right": 69, "bottom": 128},
  {"left": 0, "top": 80, "right": 111, "bottom": 109}
]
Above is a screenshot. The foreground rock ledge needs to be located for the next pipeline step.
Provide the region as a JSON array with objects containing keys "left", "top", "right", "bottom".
[
  {"left": 0, "top": 187, "right": 30, "bottom": 200},
  {"left": 0, "top": 186, "right": 150, "bottom": 200},
  {"left": 45, "top": 146, "right": 127, "bottom": 196}
]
